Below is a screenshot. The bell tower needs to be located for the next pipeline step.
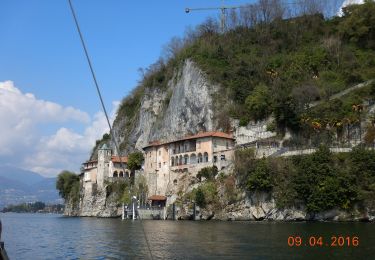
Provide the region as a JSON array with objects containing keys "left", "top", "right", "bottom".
[{"left": 97, "top": 143, "right": 111, "bottom": 188}]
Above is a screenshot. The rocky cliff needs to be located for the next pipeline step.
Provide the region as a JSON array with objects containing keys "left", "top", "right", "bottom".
[
  {"left": 66, "top": 60, "right": 225, "bottom": 217},
  {"left": 64, "top": 181, "right": 122, "bottom": 217},
  {"left": 112, "top": 59, "right": 221, "bottom": 154},
  {"left": 172, "top": 179, "right": 375, "bottom": 222}
]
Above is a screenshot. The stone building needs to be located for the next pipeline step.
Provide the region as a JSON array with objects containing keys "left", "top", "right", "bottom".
[
  {"left": 142, "top": 132, "right": 235, "bottom": 200},
  {"left": 81, "top": 144, "right": 129, "bottom": 190}
]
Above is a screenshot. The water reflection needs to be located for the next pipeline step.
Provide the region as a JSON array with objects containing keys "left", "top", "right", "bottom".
[{"left": 1, "top": 213, "right": 374, "bottom": 259}]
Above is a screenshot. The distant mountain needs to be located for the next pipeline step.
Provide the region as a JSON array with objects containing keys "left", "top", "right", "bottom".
[
  {"left": 0, "top": 176, "right": 30, "bottom": 191},
  {"left": 0, "top": 165, "right": 45, "bottom": 185},
  {"left": 0, "top": 166, "right": 62, "bottom": 209}
]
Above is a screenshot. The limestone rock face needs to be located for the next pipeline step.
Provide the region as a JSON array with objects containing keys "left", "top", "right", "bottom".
[
  {"left": 148, "top": 60, "right": 218, "bottom": 143},
  {"left": 192, "top": 189, "right": 373, "bottom": 222},
  {"left": 64, "top": 183, "right": 121, "bottom": 217},
  {"left": 113, "top": 59, "right": 219, "bottom": 154}
]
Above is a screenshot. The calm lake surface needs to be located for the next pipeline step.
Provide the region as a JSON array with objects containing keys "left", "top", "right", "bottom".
[{"left": 1, "top": 213, "right": 374, "bottom": 259}]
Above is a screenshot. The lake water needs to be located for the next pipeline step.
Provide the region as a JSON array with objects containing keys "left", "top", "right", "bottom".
[{"left": 0, "top": 213, "right": 374, "bottom": 259}]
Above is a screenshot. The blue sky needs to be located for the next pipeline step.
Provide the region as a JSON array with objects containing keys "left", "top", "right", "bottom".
[
  {"left": 0, "top": 0, "right": 347, "bottom": 176},
  {"left": 0, "top": 0, "right": 257, "bottom": 115},
  {"left": 0, "top": 0, "right": 258, "bottom": 176}
]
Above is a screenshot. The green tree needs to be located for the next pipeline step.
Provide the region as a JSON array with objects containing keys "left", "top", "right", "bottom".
[
  {"left": 292, "top": 146, "right": 358, "bottom": 212},
  {"left": 195, "top": 188, "right": 206, "bottom": 208},
  {"left": 245, "top": 84, "right": 272, "bottom": 121},
  {"left": 350, "top": 147, "right": 375, "bottom": 201},
  {"left": 247, "top": 158, "right": 273, "bottom": 192},
  {"left": 56, "top": 171, "right": 80, "bottom": 201},
  {"left": 128, "top": 151, "right": 144, "bottom": 171},
  {"left": 339, "top": 0, "right": 375, "bottom": 49}
]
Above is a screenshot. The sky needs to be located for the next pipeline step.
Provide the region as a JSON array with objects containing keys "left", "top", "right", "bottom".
[{"left": 0, "top": 0, "right": 350, "bottom": 177}]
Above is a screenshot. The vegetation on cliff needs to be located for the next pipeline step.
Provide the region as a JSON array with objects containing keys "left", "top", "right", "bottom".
[
  {"left": 179, "top": 1, "right": 375, "bottom": 131},
  {"left": 235, "top": 146, "right": 375, "bottom": 213},
  {"left": 56, "top": 171, "right": 80, "bottom": 206},
  {"left": 94, "top": 0, "right": 375, "bottom": 155}
]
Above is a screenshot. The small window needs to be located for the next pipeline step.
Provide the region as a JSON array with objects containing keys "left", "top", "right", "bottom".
[
  {"left": 159, "top": 162, "right": 161, "bottom": 168},
  {"left": 173, "top": 179, "right": 177, "bottom": 185},
  {"left": 213, "top": 156, "right": 218, "bottom": 163},
  {"left": 221, "top": 155, "right": 226, "bottom": 161}
]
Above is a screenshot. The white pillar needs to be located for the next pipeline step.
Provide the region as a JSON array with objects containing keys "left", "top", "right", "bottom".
[{"left": 132, "top": 195, "right": 136, "bottom": 220}]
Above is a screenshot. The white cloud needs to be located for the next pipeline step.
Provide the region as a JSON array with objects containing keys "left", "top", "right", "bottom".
[
  {"left": 24, "top": 111, "right": 111, "bottom": 177},
  {"left": 0, "top": 81, "right": 90, "bottom": 156},
  {"left": 338, "top": 0, "right": 365, "bottom": 16},
  {"left": 0, "top": 81, "right": 118, "bottom": 177}
]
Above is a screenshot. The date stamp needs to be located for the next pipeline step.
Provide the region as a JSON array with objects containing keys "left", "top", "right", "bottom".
[{"left": 288, "top": 236, "right": 359, "bottom": 247}]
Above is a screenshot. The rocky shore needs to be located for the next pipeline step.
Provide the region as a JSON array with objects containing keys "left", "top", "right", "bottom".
[{"left": 177, "top": 192, "right": 375, "bottom": 222}]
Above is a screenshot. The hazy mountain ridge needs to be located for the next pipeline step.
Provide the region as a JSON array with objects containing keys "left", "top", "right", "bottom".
[{"left": 0, "top": 166, "right": 62, "bottom": 209}]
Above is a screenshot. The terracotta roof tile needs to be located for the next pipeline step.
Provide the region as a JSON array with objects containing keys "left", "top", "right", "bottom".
[
  {"left": 148, "top": 195, "right": 167, "bottom": 201},
  {"left": 111, "top": 156, "right": 128, "bottom": 163}
]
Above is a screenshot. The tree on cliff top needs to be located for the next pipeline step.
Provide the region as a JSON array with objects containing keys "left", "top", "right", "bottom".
[{"left": 56, "top": 171, "right": 79, "bottom": 201}]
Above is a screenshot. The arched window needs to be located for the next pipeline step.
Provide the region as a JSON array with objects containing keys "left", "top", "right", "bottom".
[
  {"left": 184, "top": 154, "right": 189, "bottom": 165},
  {"left": 198, "top": 153, "right": 202, "bottom": 163},
  {"left": 113, "top": 171, "right": 118, "bottom": 178},
  {"left": 171, "top": 157, "right": 175, "bottom": 166},
  {"left": 204, "top": 152, "right": 209, "bottom": 162},
  {"left": 190, "top": 153, "right": 197, "bottom": 164},
  {"left": 119, "top": 171, "right": 124, "bottom": 177},
  {"left": 173, "top": 179, "right": 178, "bottom": 185},
  {"left": 175, "top": 156, "right": 179, "bottom": 166}
]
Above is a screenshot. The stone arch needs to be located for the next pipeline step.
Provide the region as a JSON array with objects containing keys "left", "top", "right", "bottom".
[
  {"left": 119, "top": 171, "right": 124, "bottom": 177},
  {"left": 198, "top": 153, "right": 203, "bottom": 163},
  {"left": 113, "top": 171, "right": 118, "bottom": 178},
  {"left": 204, "top": 152, "right": 209, "bottom": 162},
  {"left": 184, "top": 154, "right": 189, "bottom": 165},
  {"left": 190, "top": 153, "right": 197, "bottom": 164}
]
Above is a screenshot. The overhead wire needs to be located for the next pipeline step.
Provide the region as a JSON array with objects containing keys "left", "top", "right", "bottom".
[{"left": 67, "top": 1, "right": 154, "bottom": 259}]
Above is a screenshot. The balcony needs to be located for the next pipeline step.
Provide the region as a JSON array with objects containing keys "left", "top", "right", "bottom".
[{"left": 172, "top": 147, "right": 196, "bottom": 155}]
